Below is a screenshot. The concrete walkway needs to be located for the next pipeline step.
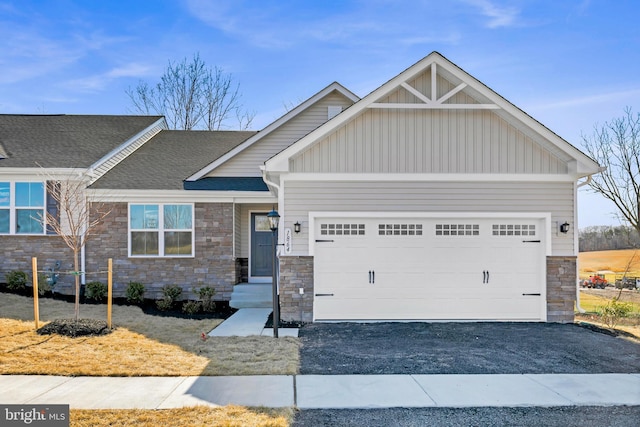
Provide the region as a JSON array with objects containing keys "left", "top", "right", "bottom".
[
  {"left": 208, "top": 308, "right": 299, "bottom": 337},
  {"left": 1, "top": 374, "right": 639, "bottom": 409}
]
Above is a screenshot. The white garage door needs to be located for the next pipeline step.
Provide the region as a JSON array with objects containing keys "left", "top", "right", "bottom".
[{"left": 313, "top": 217, "right": 546, "bottom": 321}]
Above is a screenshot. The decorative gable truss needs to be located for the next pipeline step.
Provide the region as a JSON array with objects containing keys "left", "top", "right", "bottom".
[{"left": 370, "top": 63, "right": 499, "bottom": 110}]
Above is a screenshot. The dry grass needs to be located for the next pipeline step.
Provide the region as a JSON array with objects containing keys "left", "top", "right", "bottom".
[
  {"left": 71, "top": 406, "right": 294, "bottom": 427},
  {"left": 579, "top": 249, "right": 640, "bottom": 277},
  {"left": 0, "top": 293, "right": 299, "bottom": 376}
]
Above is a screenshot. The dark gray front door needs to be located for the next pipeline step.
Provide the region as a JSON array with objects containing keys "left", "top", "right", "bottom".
[{"left": 251, "top": 213, "right": 273, "bottom": 278}]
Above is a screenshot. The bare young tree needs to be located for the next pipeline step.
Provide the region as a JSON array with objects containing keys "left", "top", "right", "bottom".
[
  {"left": 127, "top": 53, "right": 254, "bottom": 130},
  {"left": 582, "top": 107, "right": 640, "bottom": 238},
  {"left": 42, "top": 173, "right": 112, "bottom": 321}
]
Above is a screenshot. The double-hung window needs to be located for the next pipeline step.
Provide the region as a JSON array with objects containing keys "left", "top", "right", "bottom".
[
  {"left": 0, "top": 181, "right": 46, "bottom": 234},
  {"left": 129, "top": 203, "right": 194, "bottom": 257}
]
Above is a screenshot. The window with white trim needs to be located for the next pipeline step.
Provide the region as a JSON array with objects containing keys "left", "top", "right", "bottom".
[
  {"left": 0, "top": 181, "right": 46, "bottom": 235},
  {"left": 129, "top": 203, "right": 194, "bottom": 257}
]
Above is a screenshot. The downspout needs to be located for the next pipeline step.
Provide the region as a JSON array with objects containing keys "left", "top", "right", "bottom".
[
  {"left": 574, "top": 175, "right": 593, "bottom": 314},
  {"left": 261, "top": 168, "right": 281, "bottom": 207}
]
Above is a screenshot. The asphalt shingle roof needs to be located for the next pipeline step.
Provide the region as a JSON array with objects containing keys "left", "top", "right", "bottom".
[
  {"left": 90, "top": 130, "right": 257, "bottom": 190},
  {"left": 0, "top": 114, "right": 163, "bottom": 168}
]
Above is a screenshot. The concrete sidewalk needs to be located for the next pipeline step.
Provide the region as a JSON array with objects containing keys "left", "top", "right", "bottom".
[{"left": 1, "top": 374, "right": 639, "bottom": 409}]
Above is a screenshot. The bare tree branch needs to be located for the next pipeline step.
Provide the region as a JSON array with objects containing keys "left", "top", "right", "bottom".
[
  {"left": 582, "top": 107, "right": 640, "bottom": 238},
  {"left": 126, "top": 53, "right": 254, "bottom": 130}
]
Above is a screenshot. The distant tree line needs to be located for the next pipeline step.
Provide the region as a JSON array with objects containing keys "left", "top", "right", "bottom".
[{"left": 579, "top": 225, "right": 640, "bottom": 252}]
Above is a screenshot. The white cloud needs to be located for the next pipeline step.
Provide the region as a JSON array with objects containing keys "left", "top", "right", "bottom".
[
  {"left": 463, "top": 0, "right": 521, "bottom": 28},
  {"left": 0, "top": 24, "right": 83, "bottom": 84},
  {"left": 184, "top": 0, "right": 469, "bottom": 49},
  {"left": 64, "top": 63, "right": 153, "bottom": 92},
  {"left": 531, "top": 88, "right": 640, "bottom": 111}
]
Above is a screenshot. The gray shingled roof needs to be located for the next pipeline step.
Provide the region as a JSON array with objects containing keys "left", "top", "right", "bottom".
[
  {"left": 90, "top": 130, "right": 257, "bottom": 190},
  {"left": 0, "top": 114, "right": 163, "bottom": 168}
]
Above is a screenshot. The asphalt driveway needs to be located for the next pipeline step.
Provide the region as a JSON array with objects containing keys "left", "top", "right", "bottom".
[{"left": 298, "top": 322, "right": 640, "bottom": 375}]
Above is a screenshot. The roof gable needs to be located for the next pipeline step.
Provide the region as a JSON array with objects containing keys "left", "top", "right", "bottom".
[
  {"left": 186, "top": 82, "right": 359, "bottom": 181},
  {"left": 0, "top": 114, "right": 165, "bottom": 169},
  {"left": 265, "top": 52, "right": 600, "bottom": 177}
]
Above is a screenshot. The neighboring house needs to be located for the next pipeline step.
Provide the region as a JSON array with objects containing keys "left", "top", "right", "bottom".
[
  {"left": 0, "top": 114, "right": 166, "bottom": 288},
  {"left": 0, "top": 52, "right": 600, "bottom": 323}
]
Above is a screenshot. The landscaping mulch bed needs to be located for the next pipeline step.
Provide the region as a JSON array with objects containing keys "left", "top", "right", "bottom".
[
  {"left": 0, "top": 285, "right": 236, "bottom": 320},
  {"left": 37, "top": 318, "right": 113, "bottom": 337}
]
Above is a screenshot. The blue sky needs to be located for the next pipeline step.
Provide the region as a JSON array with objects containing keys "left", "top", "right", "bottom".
[{"left": 1, "top": 0, "right": 638, "bottom": 228}]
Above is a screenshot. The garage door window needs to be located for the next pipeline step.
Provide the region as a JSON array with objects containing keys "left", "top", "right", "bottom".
[
  {"left": 492, "top": 224, "right": 536, "bottom": 236},
  {"left": 435, "top": 224, "right": 479, "bottom": 236},
  {"left": 320, "top": 223, "right": 365, "bottom": 236},
  {"left": 378, "top": 223, "right": 423, "bottom": 236}
]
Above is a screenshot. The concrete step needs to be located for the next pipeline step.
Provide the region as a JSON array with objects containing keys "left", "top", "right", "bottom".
[{"left": 230, "top": 283, "right": 273, "bottom": 309}]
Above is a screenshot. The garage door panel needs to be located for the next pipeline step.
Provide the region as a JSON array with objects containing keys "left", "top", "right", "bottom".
[{"left": 313, "top": 217, "right": 545, "bottom": 321}]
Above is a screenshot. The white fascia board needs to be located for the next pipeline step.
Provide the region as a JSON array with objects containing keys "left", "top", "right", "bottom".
[
  {"left": 308, "top": 211, "right": 553, "bottom": 256},
  {"left": 186, "top": 82, "right": 360, "bottom": 181},
  {"left": 86, "top": 188, "right": 276, "bottom": 203},
  {"left": 0, "top": 167, "right": 90, "bottom": 181},
  {"left": 282, "top": 172, "right": 578, "bottom": 183}
]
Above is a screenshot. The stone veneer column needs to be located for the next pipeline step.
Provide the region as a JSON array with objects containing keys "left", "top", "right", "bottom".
[
  {"left": 279, "top": 256, "right": 314, "bottom": 322},
  {"left": 546, "top": 256, "right": 577, "bottom": 323}
]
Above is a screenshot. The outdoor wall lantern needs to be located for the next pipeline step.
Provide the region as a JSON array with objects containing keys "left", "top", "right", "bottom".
[
  {"left": 267, "top": 208, "right": 280, "bottom": 338},
  {"left": 560, "top": 222, "right": 570, "bottom": 234},
  {"left": 294, "top": 221, "right": 301, "bottom": 234}
]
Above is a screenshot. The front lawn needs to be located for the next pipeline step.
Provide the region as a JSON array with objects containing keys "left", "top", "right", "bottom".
[{"left": 0, "top": 292, "right": 299, "bottom": 376}]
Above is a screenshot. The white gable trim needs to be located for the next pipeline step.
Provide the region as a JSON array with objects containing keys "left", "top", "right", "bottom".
[
  {"left": 264, "top": 52, "right": 600, "bottom": 176},
  {"left": 186, "top": 82, "right": 360, "bottom": 181},
  {"left": 87, "top": 117, "right": 167, "bottom": 184}
]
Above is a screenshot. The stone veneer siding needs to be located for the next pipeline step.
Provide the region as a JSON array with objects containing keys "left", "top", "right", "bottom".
[
  {"left": 85, "top": 202, "right": 238, "bottom": 301},
  {"left": 279, "top": 256, "right": 314, "bottom": 322},
  {"left": 0, "top": 235, "right": 76, "bottom": 293},
  {"left": 546, "top": 256, "right": 577, "bottom": 323}
]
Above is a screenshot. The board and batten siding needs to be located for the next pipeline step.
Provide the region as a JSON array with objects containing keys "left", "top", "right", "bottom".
[
  {"left": 290, "top": 109, "right": 570, "bottom": 174},
  {"left": 210, "top": 91, "right": 355, "bottom": 177},
  {"left": 282, "top": 180, "right": 575, "bottom": 256}
]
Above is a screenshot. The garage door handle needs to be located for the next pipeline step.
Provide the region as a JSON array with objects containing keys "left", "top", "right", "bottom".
[
  {"left": 483, "top": 270, "right": 490, "bottom": 283},
  {"left": 369, "top": 270, "right": 375, "bottom": 284},
  {"left": 522, "top": 240, "right": 541, "bottom": 243},
  {"left": 315, "top": 239, "right": 334, "bottom": 243},
  {"left": 522, "top": 293, "right": 541, "bottom": 296},
  {"left": 315, "top": 293, "right": 334, "bottom": 297}
]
